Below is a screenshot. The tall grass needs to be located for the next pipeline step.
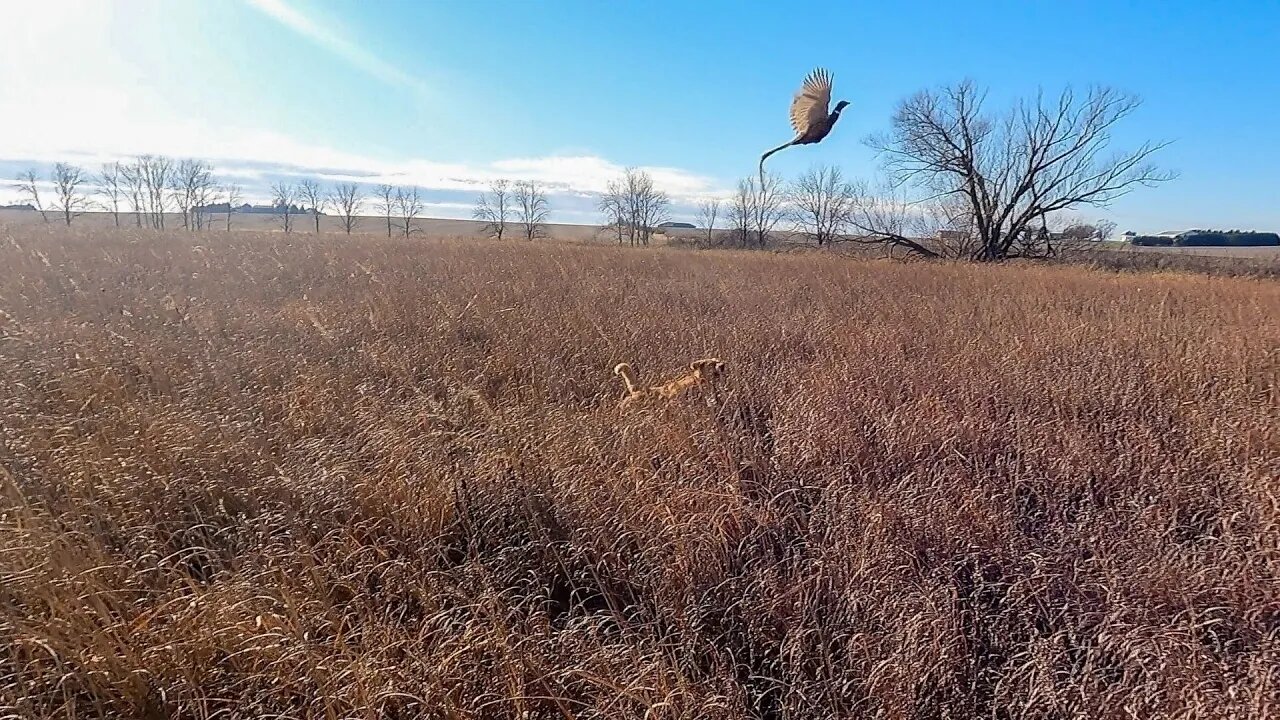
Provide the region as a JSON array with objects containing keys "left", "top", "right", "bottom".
[{"left": 1, "top": 226, "right": 1277, "bottom": 719}]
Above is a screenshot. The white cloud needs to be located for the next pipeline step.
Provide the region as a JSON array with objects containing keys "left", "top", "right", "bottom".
[
  {"left": 241, "top": 0, "right": 432, "bottom": 97},
  {"left": 1, "top": 123, "right": 715, "bottom": 199},
  {"left": 0, "top": 117, "right": 727, "bottom": 221}
]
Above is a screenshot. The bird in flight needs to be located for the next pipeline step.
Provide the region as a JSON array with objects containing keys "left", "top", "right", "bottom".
[{"left": 759, "top": 68, "right": 849, "bottom": 182}]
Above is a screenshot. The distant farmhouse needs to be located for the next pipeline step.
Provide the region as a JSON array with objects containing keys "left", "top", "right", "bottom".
[
  {"left": 657, "top": 221, "right": 696, "bottom": 229},
  {"left": 0, "top": 203, "right": 36, "bottom": 211}
]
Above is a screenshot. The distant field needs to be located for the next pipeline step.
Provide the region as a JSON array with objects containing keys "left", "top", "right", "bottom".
[
  {"left": 1098, "top": 241, "right": 1280, "bottom": 258},
  {"left": 2, "top": 226, "right": 1277, "bottom": 719},
  {"left": 0, "top": 208, "right": 626, "bottom": 243},
  {"left": 5, "top": 208, "right": 1276, "bottom": 260}
]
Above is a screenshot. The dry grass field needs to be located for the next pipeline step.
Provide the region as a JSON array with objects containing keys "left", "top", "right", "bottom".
[{"left": 1, "top": 225, "right": 1277, "bottom": 719}]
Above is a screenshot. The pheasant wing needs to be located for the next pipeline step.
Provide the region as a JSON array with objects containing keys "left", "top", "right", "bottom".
[{"left": 788, "top": 68, "right": 833, "bottom": 136}]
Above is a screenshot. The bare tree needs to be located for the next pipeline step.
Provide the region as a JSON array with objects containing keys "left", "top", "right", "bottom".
[
  {"left": 696, "top": 198, "right": 720, "bottom": 245},
  {"left": 729, "top": 173, "right": 785, "bottom": 247},
  {"left": 98, "top": 162, "right": 125, "bottom": 227},
  {"left": 298, "top": 179, "right": 325, "bottom": 233},
  {"left": 727, "top": 178, "right": 753, "bottom": 247},
  {"left": 16, "top": 169, "right": 48, "bottom": 223},
  {"left": 619, "top": 168, "right": 668, "bottom": 246},
  {"left": 375, "top": 184, "right": 395, "bottom": 238},
  {"left": 271, "top": 182, "right": 297, "bottom": 233},
  {"left": 328, "top": 182, "right": 363, "bottom": 234},
  {"left": 790, "top": 165, "right": 857, "bottom": 246},
  {"left": 120, "top": 161, "right": 146, "bottom": 227},
  {"left": 512, "top": 180, "right": 549, "bottom": 240},
  {"left": 472, "top": 179, "right": 512, "bottom": 240},
  {"left": 170, "top": 159, "right": 215, "bottom": 231},
  {"left": 223, "top": 184, "right": 243, "bottom": 231},
  {"left": 394, "top": 186, "right": 424, "bottom": 238},
  {"left": 51, "top": 163, "right": 91, "bottom": 226},
  {"left": 867, "top": 81, "right": 1173, "bottom": 261},
  {"left": 136, "top": 155, "right": 173, "bottom": 229},
  {"left": 598, "top": 180, "right": 626, "bottom": 244}
]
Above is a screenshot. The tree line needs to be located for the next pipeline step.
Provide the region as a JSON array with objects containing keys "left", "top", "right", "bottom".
[
  {"left": 10, "top": 156, "right": 448, "bottom": 238},
  {"left": 8, "top": 81, "right": 1170, "bottom": 261},
  {"left": 16, "top": 157, "right": 242, "bottom": 231}
]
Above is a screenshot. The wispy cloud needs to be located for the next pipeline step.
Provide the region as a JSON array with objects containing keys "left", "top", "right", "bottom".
[{"left": 242, "top": 0, "right": 432, "bottom": 96}]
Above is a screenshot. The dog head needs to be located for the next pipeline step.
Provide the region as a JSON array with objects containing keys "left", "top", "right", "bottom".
[{"left": 689, "top": 358, "right": 726, "bottom": 379}]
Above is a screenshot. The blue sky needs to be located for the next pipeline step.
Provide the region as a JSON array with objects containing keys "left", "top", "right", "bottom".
[{"left": 1, "top": 0, "right": 1277, "bottom": 231}]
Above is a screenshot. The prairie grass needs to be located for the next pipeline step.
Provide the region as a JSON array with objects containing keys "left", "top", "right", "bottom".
[{"left": 1, "top": 226, "right": 1277, "bottom": 719}]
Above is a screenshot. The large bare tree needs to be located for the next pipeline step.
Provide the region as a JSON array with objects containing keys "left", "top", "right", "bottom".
[
  {"left": 16, "top": 169, "right": 48, "bottom": 223},
  {"left": 790, "top": 165, "right": 857, "bottom": 246},
  {"left": 328, "top": 182, "right": 363, "bottom": 234},
  {"left": 271, "top": 182, "right": 297, "bottom": 233},
  {"left": 472, "top": 179, "right": 512, "bottom": 240},
  {"left": 696, "top": 198, "right": 720, "bottom": 245},
  {"left": 512, "top": 180, "right": 549, "bottom": 241},
  {"left": 394, "top": 186, "right": 424, "bottom": 238},
  {"left": 51, "top": 163, "right": 91, "bottom": 226},
  {"left": 298, "top": 179, "right": 326, "bottom": 233},
  {"left": 866, "top": 81, "right": 1172, "bottom": 261},
  {"left": 97, "top": 163, "right": 125, "bottom": 227},
  {"left": 375, "top": 184, "right": 395, "bottom": 238}
]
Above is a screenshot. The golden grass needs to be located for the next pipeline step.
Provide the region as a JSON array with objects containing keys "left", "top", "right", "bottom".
[{"left": 1, "top": 225, "right": 1277, "bottom": 719}]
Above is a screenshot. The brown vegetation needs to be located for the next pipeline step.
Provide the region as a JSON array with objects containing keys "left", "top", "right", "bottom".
[
  {"left": 1, "top": 226, "right": 1277, "bottom": 719},
  {"left": 1069, "top": 245, "right": 1280, "bottom": 279}
]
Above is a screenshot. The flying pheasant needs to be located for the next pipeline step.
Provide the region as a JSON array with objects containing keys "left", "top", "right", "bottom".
[{"left": 759, "top": 68, "right": 849, "bottom": 181}]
